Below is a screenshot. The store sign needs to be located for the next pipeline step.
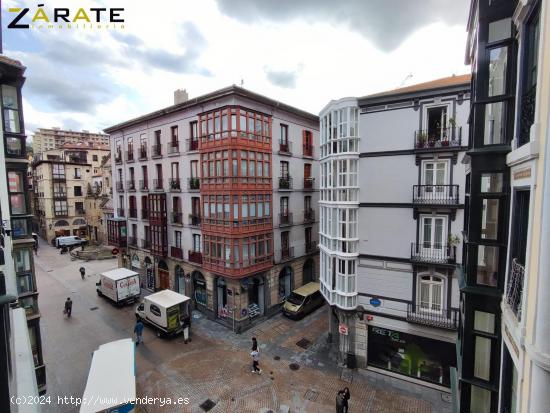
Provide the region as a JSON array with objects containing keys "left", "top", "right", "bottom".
[
  {"left": 513, "top": 168, "right": 531, "bottom": 180},
  {"left": 370, "top": 298, "right": 382, "bottom": 307},
  {"left": 339, "top": 324, "right": 348, "bottom": 335}
]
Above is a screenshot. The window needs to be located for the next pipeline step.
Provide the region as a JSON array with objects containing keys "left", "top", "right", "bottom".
[
  {"left": 190, "top": 161, "right": 198, "bottom": 178},
  {"left": 8, "top": 171, "right": 26, "bottom": 214},
  {"left": 54, "top": 200, "right": 68, "bottom": 216},
  {"left": 420, "top": 216, "right": 446, "bottom": 250},
  {"left": 171, "top": 126, "right": 178, "bottom": 145},
  {"left": 193, "top": 234, "right": 201, "bottom": 252},
  {"left": 175, "top": 231, "right": 182, "bottom": 248},
  {"left": 17, "top": 273, "right": 34, "bottom": 294},
  {"left": 470, "top": 385, "right": 491, "bottom": 413},
  {"left": 92, "top": 154, "right": 98, "bottom": 161},
  {"left": 74, "top": 168, "right": 81, "bottom": 179},
  {"left": 488, "top": 18, "right": 511, "bottom": 43},
  {"left": 280, "top": 197, "right": 289, "bottom": 214},
  {"left": 14, "top": 249, "right": 31, "bottom": 273},
  {"left": 422, "top": 161, "right": 448, "bottom": 187},
  {"left": 74, "top": 186, "right": 82, "bottom": 197},
  {"left": 510, "top": 190, "right": 530, "bottom": 265},
  {"left": 426, "top": 106, "right": 448, "bottom": 141},
  {"left": 150, "top": 304, "right": 161, "bottom": 317},
  {"left": 2, "top": 85, "right": 20, "bottom": 133},
  {"left": 280, "top": 161, "right": 289, "bottom": 177},
  {"left": 477, "top": 245, "right": 499, "bottom": 286},
  {"left": 481, "top": 173, "right": 503, "bottom": 193},
  {"left": 483, "top": 102, "right": 506, "bottom": 145},
  {"left": 474, "top": 311, "right": 495, "bottom": 334},
  {"left": 280, "top": 124, "right": 288, "bottom": 144},
  {"left": 75, "top": 202, "right": 84, "bottom": 213},
  {"left": 419, "top": 275, "right": 443, "bottom": 312},
  {"left": 481, "top": 199, "right": 499, "bottom": 239},
  {"left": 488, "top": 47, "right": 507, "bottom": 97}
]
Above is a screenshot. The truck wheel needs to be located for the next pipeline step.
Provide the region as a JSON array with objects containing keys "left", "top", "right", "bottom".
[
  {"left": 135, "top": 315, "right": 141, "bottom": 321},
  {"left": 97, "top": 290, "right": 103, "bottom": 297}
]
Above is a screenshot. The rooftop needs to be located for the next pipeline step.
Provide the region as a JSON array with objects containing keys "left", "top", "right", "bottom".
[{"left": 104, "top": 85, "right": 319, "bottom": 133}]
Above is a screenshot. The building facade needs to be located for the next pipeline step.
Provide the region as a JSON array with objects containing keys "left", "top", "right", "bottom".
[
  {"left": 32, "top": 127, "right": 109, "bottom": 154},
  {"left": 105, "top": 86, "right": 319, "bottom": 330},
  {"left": 320, "top": 75, "right": 470, "bottom": 390},
  {"left": 0, "top": 54, "right": 45, "bottom": 402},
  {"left": 32, "top": 143, "right": 110, "bottom": 244},
  {"left": 85, "top": 153, "right": 113, "bottom": 244}
]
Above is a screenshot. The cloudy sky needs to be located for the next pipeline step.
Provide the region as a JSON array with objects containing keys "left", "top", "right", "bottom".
[{"left": 2, "top": 0, "right": 470, "bottom": 137}]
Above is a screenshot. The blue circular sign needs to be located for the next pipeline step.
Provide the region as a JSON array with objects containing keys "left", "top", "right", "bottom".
[{"left": 370, "top": 298, "right": 381, "bottom": 307}]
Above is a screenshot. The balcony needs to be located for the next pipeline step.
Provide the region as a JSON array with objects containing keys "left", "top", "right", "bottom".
[
  {"left": 303, "top": 144, "right": 314, "bottom": 158},
  {"left": 75, "top": 208, "right": 86, "bottom": 216},
  {"left": 412, "top": 185, "right": 459, "bottom": 206},
  {"left": 128, "top": 208, "right": 137, "bottom": 219},
  {"left": 187, "top": 139, "right": 199, "bottom": 151},
  {"left": 126, "top": 150, "right": 134, "bottom": 162},
  {"left": 168, "top": 141, "right": 180, "bottom": 154},
  {"left": 188, "top": 177, "right": 200, "bottom": 191},
  {"left": 414, "top": 126, "right": 462, "bottom": 150},
  {"left": 115, "top": 152, "right": 123, "bottom": 164},
  {"left": 281, "top": 247, "right": 295, "bottom": 261},
  {"left": 189, "top": 213, "right": 201, "bottom": 227},
  {"left": 52, "top": 173, "right": 66, "bottom": 181},
  {"left": 141, "top": 239, "right": 151, "bottom": 250},
  {"left": 407, "top": 303, "right": 459, "bottom": 330},
  {"left": 304, "top": 208, "right": 315, "bottom": 223},
  {"left": 305, "top": 241, "right": 318, "bottom": 254},
  {"left": 126, "top": 180, "right": 136, "bottom": 191},
  {"left": 141, "top": 209, "right": 149, "bottom": 220},
  {"left": 169, "top": 178, "right": 181, "bottom": 192},
  {"left": 152, "top": 144, "right": 162, "bottom": 158},
  {"left": 188, "top": 250, "right": 203, "bottom": 265},
  {"left": 153, "top": 179, "right": 164, "bottom": 191},
  {"left": 115, "top": 181, "right": 124, "bottom": 191},
  {"left": 279, "top": 176, "right": 292, "bottom": 190},
  {"left": 128, "top": 236, "right": 138, "bottom": 247},
  {"left": 117, "top": 208, "right": 125, "bottom": 217},
  {"left": 279, "top": 212, "right": 293, "bottom": 227},
  {"left": 171, "top": 246, "right": 183, "bottom": 259},
  {"left": 505, "top": 258, "right": 525, "bottom": 321},
  {"left": 139, "top": 180, "right": 149, "bottom": 191},
  {"left": 410, "top": 243, "right": 456, "bottom": 265},
  {"left": 54, "top": 210, "right": 69, "bottom": 218},
  {"left": 171, "top": 212, "right": 183, "bottom": 225},
  {"left": 303, "top": 177, "right": 315, "bottom": 191},
  {"left": 53, "top": 191, "right": 67, "bottom": 199},
  {"left": 278, "top": 141, "right": 292, "bottom": 155},
  {"left": 138, "top": 147, "right": 148, "bottom": 160}
]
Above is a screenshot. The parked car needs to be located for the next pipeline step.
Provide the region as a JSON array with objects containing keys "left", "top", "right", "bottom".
[
  {"left": 96, "top": 268, "right": 141, "bottom": 306},
  {"left": 54, "top": 235, "right": 86, "bottom": 248},
  {"left": 135, "top": 290, "right": 191, "bottom": 338},
  {"left": 283, "top": 282, "right": 324, "bottom": 319}
]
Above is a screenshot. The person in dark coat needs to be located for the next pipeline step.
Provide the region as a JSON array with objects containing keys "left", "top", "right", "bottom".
[
  {"left": 342, "top": 387, "right": 351, "bottom": 412},
  {"left": 252, "top": 337, "right": 258, "bottom": 351},
  {"left": 79, "top": 267, "right": 86, "bottom": 280},
  {"left": 134, "top": 320, "right": 144, "bottom": 345},
  {"left": 336, "top": 390, "right": 345, "bottom": 413},
  {"left": 64, "top": 297, "right": 72, "bottom": 318}
]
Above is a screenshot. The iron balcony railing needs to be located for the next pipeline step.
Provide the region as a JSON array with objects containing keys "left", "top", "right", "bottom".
[
  {"left": 304, "top": 208, "right": 315, "bottom": 223},
  {"left": 188, "top": 251, "right": 202, "bottom": 264},
  {"left": 140, "top": 239, "right": 151, "bottom": 249},
  {"left": 410, "top": 242, "right": 456, "bottom": 264},
  {"left": 187, "top": 139, "right": 199, "bottom": 151},
  {"left": 171, "top": 212, "right": 183, "bottom": 225},
  {"left": 279, "top": 212, "right": 293, "bottom": 226},
  {"left": 303, "top": 144, "right": 313, "bottom": 157},
  {"left": 128, "top": 208, "right": 137, "bottom": 218},
  {"left": 117, "top": 208, "right": 125, "bottom": 217},
  {"left": 139, "top": 180, "right": 149, "bottom": 191},
  {"left": 279, "top": 141, "right": 292, "bottom": 154},
  {"left": 128, "top": 236, "right": 138, "bottom": 247},
  {"left": 126, "top": 180, "right": 136, "bottom": 191},
  {"left": 171, "top": 246, "right": 183, "bottom": 259},
  {"left": 153, "top": 179, "right": 164, "bottom": 191},
  {"left": 138, "top": 146, "right": 148, "bottom": 160},
  {"left": 75, "top": 208, "right": 85, "bottom": 215},
  {"left": 304, "top": 177, "right": 315, "bottom": 190},
  {"left": 305, "top": 241, "right": 318, "bottom": 253},
  {"left": 188, "top": 177, "right": 200, "bottom": 190},
  {"left": 53, "top": 191, "right": 67, "bottom": 198},
  {"left": 126, "top": 150, "right": 134, "bottom": 162},
  {"left": 279, "top": 176, "right": 292, "bottom": 190},
  {"left": 505, "top": 258, "right": 525, "bottom": 321},
  {"left": 141, "top": 209, "right": 149, "bottom": 220},
  {"left": 414, "top": 126, "right": 462, "bottom": 149},
  {"left": 412, "top": 185, "right": 459, "bottom": 205},
  {"left": 189, "top": 213, "right": 201, "bottom": 227},
  {"left": 114, "top": 152, "right": 122, "bottom": 163},
  {"left": 280, "top": 247, "right": 295, "bottom": 261},
  {"left": 115, "top": 181, "right": 124, "bottom": 191},
  {"left": 169, "top": 178, "right": 181, "bottom": 191},
  {"left": 407, "top": 303, "right": 459, "bottom": 330},
  {"left": 152, "top": 144, "right": 162, "bottom": 157},
  {"left": 168, "top": 141, "right": 180, "bottom": 154}
]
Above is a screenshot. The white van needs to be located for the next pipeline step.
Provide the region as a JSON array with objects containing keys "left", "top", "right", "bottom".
[
  {"left": 97, "top": 268, "right": 141, "bottom": 306},
  {"left": 135, "top": 290, "right": 191, "bottom": 338},
  {"left": 55, "top": 236, "right": 86, "bottom": 248}
]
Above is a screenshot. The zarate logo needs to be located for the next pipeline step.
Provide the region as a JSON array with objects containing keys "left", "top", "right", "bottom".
[{"left": 7, "top": 4, "right": 125, "bottom": 30}]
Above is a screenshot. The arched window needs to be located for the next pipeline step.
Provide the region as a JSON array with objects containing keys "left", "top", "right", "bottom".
[
  {"left": 419, "top": 275, "right": 444, "bottom": 313},
  {"left": 54, "top": 220, "right": 70, "bottom": 227}
]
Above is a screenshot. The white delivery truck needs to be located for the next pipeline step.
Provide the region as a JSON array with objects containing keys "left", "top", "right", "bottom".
[
  {"left": 80, "top": 338, "right": 135, "bottom": 413},
  {"left": 96, "top": 268, "right": 141, "bottom": 306},
  {"left": 135, "top": 290, "right": 191, "bottom": 339}
]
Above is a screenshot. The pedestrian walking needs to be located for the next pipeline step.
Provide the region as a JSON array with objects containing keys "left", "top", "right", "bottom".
[
  {"left": 336, "top": 390, "right": 345, "bottom": 413},
  {"left": 342, "top": 387, "right": 351, "bottom": 413},
  {"left": 64, "top": 297, "right": 73, "bottom": 318},
  {"left": 79, "top": 267, "right": 86, "bottom": 280},
  {"left": 251, "top": 348, "right": 261, "bottom": 374},
  {"left": 252, "top": 337, "right": 258, "bottom": 351},
  {"left": 134, "top": 319, "right": 144, "bottom": 345}
]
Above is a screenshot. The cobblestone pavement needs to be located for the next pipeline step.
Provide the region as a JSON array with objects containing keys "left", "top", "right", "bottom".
[{"left": 35, "top": 239, "right": 449, "bottom": 413}]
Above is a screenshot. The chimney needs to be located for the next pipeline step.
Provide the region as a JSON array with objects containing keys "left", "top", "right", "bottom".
[{"left": 174, "top": 89, "right": 189, "bottom": 105}]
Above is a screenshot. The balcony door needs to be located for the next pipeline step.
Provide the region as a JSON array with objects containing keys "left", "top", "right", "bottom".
[
  {"left": 420, "top": 215, "right": 447, "bottom": 256},
  {"left": 426, "top": 106, "right": 448, "bottom": 141},
  {"left": 421, "top": 160, "right": 448, "bottom": 198},
  {"left": 280, "top": 161, "right": 289, "bottom": 178},
  {"left": 418, "top": 275, "right": 443, "bottom": 314}
]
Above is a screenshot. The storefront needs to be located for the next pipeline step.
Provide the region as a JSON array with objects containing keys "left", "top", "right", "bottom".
[{"left": 367, "top": 326, "right": 455, "bottom": 387}]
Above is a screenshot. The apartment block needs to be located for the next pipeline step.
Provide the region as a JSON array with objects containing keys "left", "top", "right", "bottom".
[
  {"left": 32, "top": 127, "right": 109, "bottom": 154},
  {"left": 0, "top": 54, "right": 45, "bottom": 402},
  {"left": 105, "top": 86, "right": 319, "bottom": 330},
  {"left": 32, "top": 143, "right": 110, "bottom": 244},
  {"left": 85, "top": 153, "right": 113, "bottom": 244},
  {"left": 319, "top": 75, "right": 470, "bottom": 389}
]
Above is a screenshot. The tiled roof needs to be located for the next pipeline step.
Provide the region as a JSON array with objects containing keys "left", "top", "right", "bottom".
[
  {"left": 0, "top": 54, "right": 25, "bottom": 69},
  {"left": 362, "top": 74, "right": 471, "bottom": 99}
]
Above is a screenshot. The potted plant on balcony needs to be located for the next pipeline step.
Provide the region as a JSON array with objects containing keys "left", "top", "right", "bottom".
[
  {"left": 448, "top": 234, "right": 460, "bottom": 262},
  {"left": 190, "top": 177, "right": 200, "bottom": 189},
  {"left": 416, "top": 132, "right": 427, "bottom": 148}
]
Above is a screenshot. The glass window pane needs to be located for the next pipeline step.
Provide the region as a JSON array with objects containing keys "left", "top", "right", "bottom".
[
  {"left": 481, "top": 199, "right": 499, "bottom": 239},
  {"left": 488, "top": 18, "right": 511, "bottom": 43},
  {"left": 474, "top": 311, "right": 495, "bottom": 334},
  {"left": 481, "top": 173, "right": 503, "bottom": 193},
  {"left": 14, "top": 249, "right": 31, "bottom": 273},
  {"left": 10, "top": 194, "right": 26, "bottom": 214},
  {"left": 474, "top": 336, "right": 492, "bottom": 380},
  {"left": 488, "top": 47, "right": 507, "bottom": 96},
  {"left": 8, "top": 171, "right": 24, "bottom": 192},
  {"left": 470, "top": 385, "right": 491, "bottom": 413},
  {"left": 477, "top": 245, "right": 499, "bottom": 286},
  {"left": 483, "top": 102, "right": 505, "bottom": 145}
]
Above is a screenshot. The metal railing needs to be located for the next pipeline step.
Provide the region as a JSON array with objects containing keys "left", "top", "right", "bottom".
[
  {"left": 414, "top": 126, "right": 462, "bottom": 149},
  {"left": 171, "top": 246, "right": 183, "bottom": 259},
  {"left": 117, "top": 208, "right": 125, "bottom": 217},
  {"left": 279, "top": 141, "right": 292, "bottom": 154},
  {"left": 128, "top": 208, "right": 137, "bottom": 218},
  {"left": 169, "top": 178, "right": 181, "bottom": 191},
  {"left": 153, "top": 179, "right": 164, "bottom": 191},
  {"left": 187, "top": 139, "right": 199, "bottom": 151},
  {"left": 280, "top": 247, "right": 295, "bottom": 261},
  {"left": 139, "top": 180, "right": 149, "bottom": 191},
  {"left": 138, "top": 147, "right": 148, "bottom": 160},
  {"left": 152, "top": 144, "right": 162, "bottom": 157},
  {"left": 126, "top": 150, "right": 134, "bottom": 161},
  {"left": 505, "top": 258, "right": 525, "bottom": 321},
  {"left": 171, "top": 212, "right": 183, "bottom": 225},
  {"left": 279, "top": 176, "right": 292, "bottom": 190},
  {"left": 188, "top": 250, "right": 203, "bottom": 264},
  {"left": 75, "top": 209, "right": 85, "bottom": 215},
  {"left": 115, "top": 181, "right": 124, "bottom": 191},
  {"left": 114, "top": 152, "right": 123, "bottom": 163},
  {"left": 412, "top": 185, "right": 459, "bottom": 205},
  {"left": 128, "top": 236, "right": 138, "bottom": 247},
  {"left": 141, "top": 209, "right": 149, "bottom": 220},
  {"left": 140, "top": 239, "right": 150, "bottom": 249},
  {"left": 304, "top": 177, "right": 315, "bottom": 190},
  {"left": 168, "top": 141, "right": 180, "bottom": 154},
  {"left": 407, "top": 303, "right": 459, "bottom": 330},
  {"left": 189, "top": 213, "right": 201, "bottom": 227},
  {"left": 126, "top": 180, "right": 136, "bottom": 191},
  {"left": 279, "top": 212, "right": 293, "bottom": 226},
  {"left": 53, "top": 191, "right": 67, "bottom": 198},
  {"left": 305, "top": 241, "right": 318, "bottom": 253},
  {"left": 410, "top": 243, "right": 456, "bottom": 264},
  {"left": 304, "top": 208, "right": 315, "bottom": 223},
  {"left": 303, "top": 144, "right": 313, "bottom": 157},
  {"left": 188, "top": 177, "right": 200, "bottom": 190}
]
